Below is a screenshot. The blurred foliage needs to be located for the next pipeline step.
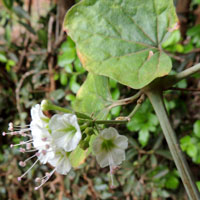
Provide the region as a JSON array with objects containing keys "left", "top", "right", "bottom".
[{"left": 0, "top": 0, "right": 200, "bottom": 200}]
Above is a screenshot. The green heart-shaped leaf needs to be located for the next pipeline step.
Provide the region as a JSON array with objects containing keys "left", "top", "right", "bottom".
[
  {"left": 64, "top": 0, "right": 178, "bottom": 89},
  {"left": 73, "top": 73, "right": 113, "bottom": 119}
]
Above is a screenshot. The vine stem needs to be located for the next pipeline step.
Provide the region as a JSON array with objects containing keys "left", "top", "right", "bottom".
[
  {"left": 174, "top": 63, "right": 200, "bottom": 81},
  {"left": 108, "top": 90, "right": 142, "bottom": 109},
  {"left": 146, "top": 89, "right": 200, "bottom": 200}
]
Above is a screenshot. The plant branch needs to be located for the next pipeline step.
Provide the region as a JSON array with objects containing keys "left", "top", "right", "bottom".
[
  {"left": 168, "top": 87, "right": 200, "bottom": 93},
  {"left": 146, "top": 89, "right": 200, "bottom": 200},
  {"left": 108, "top": 90, "right": 142, "bottom": 109},
  {"left": 78, "top": 119, "right": 129, "bottom": 125},
  {"left": 127, "top": 94, "right": 145, "bottom": 119},
  {"left": 173, "top": 63, "right": 200, "bottom": 83}
]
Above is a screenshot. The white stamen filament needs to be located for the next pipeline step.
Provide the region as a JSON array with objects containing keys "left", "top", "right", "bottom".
[
  {"left": 24, "top": 153, "right": 38, "bottom": 163},
  {"left": 10, "top": 139, "right": 34, "bottom": 148},
  {"left": 34, "top": 168, "right": 56, "bottom": 190},
  {"left": 18, "top": 158, "right": 39, "bottom": 181}
]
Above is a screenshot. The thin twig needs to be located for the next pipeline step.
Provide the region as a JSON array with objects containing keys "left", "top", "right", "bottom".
[
  {"left": 165, "top": 51, "right": 185, "bottom": 62},
  {"left": 175, "top": 63, "right": 200, "bottom": 81},
  {"left": 127, "top": 94, "right": 145, "bottom": 119},
  {"left": 108, "top": 90, "right": 142, "bottom": 109},
  {"left": 16, "top": 70, "right": 37, "bottom": 114},
  {"left": 169, "top": 87, "right": 200, "bottom": 93},
  {"left": 48, "top": 15, "right": 56, "bottom": 92}
]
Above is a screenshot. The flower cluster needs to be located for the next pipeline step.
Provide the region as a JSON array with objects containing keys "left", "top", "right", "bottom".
[
  {"left": 2, "top": 101, "right": 129, "bottom": 190},
  {"left": 2, "top": 103, "right": 81, "bottom": 190}
]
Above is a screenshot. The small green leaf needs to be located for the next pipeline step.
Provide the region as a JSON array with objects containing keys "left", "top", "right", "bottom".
[
  {"left": 196, "top": 181, "right": 200, "bottom": 192},
  {"left": 186, "top": 144, "right": 198, "bottom": 158},
  {"left": 60, "top": 73, "right": 68, "bottom": 86},
  {"left": 0, "top": 53, "right": 7, "bottom": 63},
  {"left": 73, "top": 73, "right": 113, "bottom": 119},
  {"left": 64, "top": 0, "right": 177, "bottom": 89},
  {"left": 65, "top": 94, "right": 76, "bottom": 102},
  {"left": 111, "top": 88, "right": 120, "bottom": 100},
  {"left": 138, "top": 129, "right": 149, "bottom": 147},
  {"left": 165, "top": 176, "right": 179, "bottom": 190},
  {"left": 58, "top": 49, "right": 76, "bottom": 67},
  {"left": 111, "top": 106, "right": 121, "bottom": 117},
  {"left": 194, "top": 120, "right": 200, "bottom": 138},
  {"left": 69, "top": 146, "right": 87, "bottom": 168},
  {"left": 69, "top": 76, "right": 80, "bottom": 94},
  {"left": 180, "top": 135, "right": 191, "bottom": 151}
]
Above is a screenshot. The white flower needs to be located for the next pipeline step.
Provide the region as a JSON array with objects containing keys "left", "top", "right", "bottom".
[
  {"left": 2, "top": 104, "right": 73, "bottom": 190},
  {"left": 2, "top": 103, "right": 82, "bottom": 190},
  {"left": 49, "top": 114, "right": 81, "bottom": 152},
  {"left": 93, "top": 127, "right": 128, "bottom": 187}
]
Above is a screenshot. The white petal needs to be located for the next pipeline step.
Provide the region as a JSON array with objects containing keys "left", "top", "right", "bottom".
[
  {"left": 30, "top": 104, "right": 48, "bottom": 128},
  {"left": 96, "top": 152, "right": 109, "bottom": 168},
  {"left": 114, "top": 135, "right": 128, "bottom": 149},
  {"left": 38, "top": 150, "right": 55, "bottom": 164},
  {"left": 101, "top": 127, "right": 118, "bottom": 140},
  {"left": 56, "top": 157, "right": 71, "bottom": 175},
  {"left": 92, "top": 136, "right": 103, "bottom": 154},
  {"left": 110, "top": 148, "right": 126, "bottom": 166},
  {"left": 49, "top": 114, "right": 81, "bottom": 151},
  {"left": 48, "top": 150, "right": 71, "bottom": 175}
]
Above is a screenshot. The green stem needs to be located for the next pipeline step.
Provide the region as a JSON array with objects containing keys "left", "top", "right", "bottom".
[
  {"left": 78, "top": 119, "right": 128, "bottom": 125},
  {"left": 42, "top": 100, "right": 92, "bottom": 119},
  {"left": 42, "top": 100, "right": 73, "bottom": 113},
  {"left": 127, "top": 94, "right": 145, "bottom": 119},
  {"left": 127, "top": 103, "right": 141, "bottom": 119},
  {"left": 146, "top": 90, "right": 200, "bottom": 200},
  {"left": 109, "top": 90, "right": 142, "bottom": 109},
  {"left": 175, "top": 63, "right": 200, "bottom": 81}
]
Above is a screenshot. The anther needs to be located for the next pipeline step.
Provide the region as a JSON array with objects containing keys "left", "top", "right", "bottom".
[
  {"left": 35, "top": 177, "right": 41, "bottom": 183},
  {"left": 19, "top": 161, "right": 26, "bottom": 167},
  {"left": 42, "top": 150, "right": 47, "bottom": 155},
  {"left": 20, "top": 148, "right": 26, "bottom": 153},
  {"left": 36, "top": 152, "right": 40, "bottom": 157},
  {"left": 42, "top": 137, "right": 47, "bottom": 142},
  {"left": 2, "top": 132, "right": 6, "bottom": 136}
]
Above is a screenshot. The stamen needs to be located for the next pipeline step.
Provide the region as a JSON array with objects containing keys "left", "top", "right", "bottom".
[
  {"left": 34, "top": 168, "right": 56, "bottom": 190},
  {"left": 10, "top": 140, "right": 33, "bottom": 148},
  {"left": 18, "top": 158, "right": 39, "bottom": 180}
]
